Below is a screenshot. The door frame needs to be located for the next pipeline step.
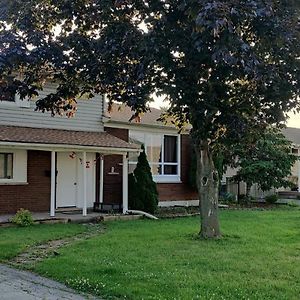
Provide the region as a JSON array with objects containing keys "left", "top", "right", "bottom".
[{"left": 56, "top": 152, "right": 78, "bottom": 208}]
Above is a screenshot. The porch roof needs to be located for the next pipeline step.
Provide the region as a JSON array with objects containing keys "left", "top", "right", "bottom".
[{"left": 0, "top": 125, "right": 139, "bottom": 152}]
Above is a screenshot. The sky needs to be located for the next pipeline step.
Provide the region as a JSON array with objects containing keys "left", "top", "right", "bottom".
[{"left": 151, "top": 97, "right": 300, "bottom": 129}]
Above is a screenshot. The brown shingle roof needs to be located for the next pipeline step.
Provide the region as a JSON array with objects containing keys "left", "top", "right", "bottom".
[
  {"left": 0, "top": 125, "right": 138, "bottom": 150},
  {"left": 105, "top": 103, "right": 175, "bottom": 128}
]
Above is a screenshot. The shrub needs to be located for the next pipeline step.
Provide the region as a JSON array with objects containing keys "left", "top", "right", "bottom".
[
  {"left": 238, "top": 194, "right": 254, "bottom": 204},
  {"left": 265, "top": 194, "right": 278, "bottom": 204},
  {"left": 11, "top": 208, "right": 34, "bottom": 226},
  {"left": 128, "top": 145, "right": 158, "bottom": 214},
  {"left": 287, "top": 202, "right": 298, "bottom": 208}
]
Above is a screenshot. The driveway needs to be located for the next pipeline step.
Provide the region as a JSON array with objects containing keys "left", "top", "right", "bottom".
[{"left": 0, "top": 264, "right": 98, "bottom": 300}]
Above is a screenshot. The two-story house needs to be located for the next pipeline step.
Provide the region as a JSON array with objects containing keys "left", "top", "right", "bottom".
[{"left": 0, "top": 83, "right": 139, "bottom": 216}]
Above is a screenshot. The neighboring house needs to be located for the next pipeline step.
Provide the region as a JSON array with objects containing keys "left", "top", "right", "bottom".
[
  {"left": 222, "top": 127, "right": 300, "bottom": 199},
  {"left": 0, "top": 84, "right": 139, "bottom": 216},
  {"left": 103, "top": 104, "right": 198, "bottom": 207}
]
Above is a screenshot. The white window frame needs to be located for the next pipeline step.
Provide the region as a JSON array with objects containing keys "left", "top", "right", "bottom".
[
  {"left": 0, "top": 152, "right": 13, "bottom": 179},
  {"left": 129, "top": 130, "right": 181, "bottom": 183},
  {"left": 0, "top": 149, "right": 28, "bottom": 185}
]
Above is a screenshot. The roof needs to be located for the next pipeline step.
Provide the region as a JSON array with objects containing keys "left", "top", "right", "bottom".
[
  {"left": 0, "top": 125, "right": 138, "bottom": 151},
  {"left": 105, "top": 103, "right": 176, "bottom": 129},
  {"left": 282, "top": 127, "right": 300, "bottom": 145}
]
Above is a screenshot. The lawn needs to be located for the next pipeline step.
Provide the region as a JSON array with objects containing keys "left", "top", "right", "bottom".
[
  {"left": 0, "top": 223, "right": 86, "bottom": 261},
  {"left": 29, "top": 209, "right": 300, "bottom": 300}
]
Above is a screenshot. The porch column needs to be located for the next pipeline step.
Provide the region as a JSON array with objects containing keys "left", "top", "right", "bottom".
[
  {"left": 99, "top": 155, "right": 104, "bottom": 204},
  {"left": 122, "top": 153, "right": 128, "bottom": 214},
  {"left": 50, "top": 151, "right": 56, "bottom": 217},
  {"left": 83, "top": 151, "right": 87, "bottom": 216}
]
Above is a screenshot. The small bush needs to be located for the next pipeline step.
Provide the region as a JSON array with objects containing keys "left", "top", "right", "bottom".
[
  {"left": 128, "top": 146, "right": 158, "bottom": 214},
  {"left": 238, "top": 194, "right": 254, "bottom": 204},
  {"left": 11, "top": 208, "right": 34, "bottom": 227},
  {"left": 265, "top": 194, "right": 278, "bottom": 204}
]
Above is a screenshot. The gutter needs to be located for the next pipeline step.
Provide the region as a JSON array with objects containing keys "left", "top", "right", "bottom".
[{"left": 0, "top": 141, "right": 140, "bottom": 154}]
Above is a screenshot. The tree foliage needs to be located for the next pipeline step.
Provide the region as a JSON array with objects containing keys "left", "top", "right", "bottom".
[
  {"left": 128, "top": 146, "right": 158, "bottom": 214},
  {"left": 1, "top": 0, "right": 299, "bottom": 237},
  {"left": 233, "top": 128, "right": 298, "bottom": 194}
]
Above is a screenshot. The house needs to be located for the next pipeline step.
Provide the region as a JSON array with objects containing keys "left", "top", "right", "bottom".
[
  {"left": 0, "top": 84, "right": 139, "bottom": 216},
  {"left": 222, "top": 127, "right": 300, "bottom": 199},
  {"left": 104, "top": 104, "right": 300, "bottom": 204},
  {"left": 103, "top": 104, "right": 198, "bottom": 208}
]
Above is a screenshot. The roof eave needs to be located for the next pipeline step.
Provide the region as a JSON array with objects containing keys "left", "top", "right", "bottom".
[{"left": 0, "top": 141, "right": 140, "bottom": 154}]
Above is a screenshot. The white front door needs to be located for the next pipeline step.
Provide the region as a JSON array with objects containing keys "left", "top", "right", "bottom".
[{"left": 56, "top": 152, "right": 77, "bottom": 208}]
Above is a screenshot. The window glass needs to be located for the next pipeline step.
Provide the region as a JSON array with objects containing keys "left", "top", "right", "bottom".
[
  {"left": 129, "top": 130, "right": 180, "bottom": 180},
  {"left": 164, "top": 135, "right": 177, "bottom": 163},
  {"left": 0, "top": 153, "right": 13, "bottom": 179},
  {"left": 148, "top": 134, "right": 162, "bottom": 164},
  {"left": 151, "top": 164, "right": 162, "bottom": 175},
  {"left": 164, "top": 165, "right": 177, "bottom": 175}
]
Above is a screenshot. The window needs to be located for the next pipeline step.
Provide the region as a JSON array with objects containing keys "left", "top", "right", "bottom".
[
  {"left": 0, "top": 153, "right": 13, "bottom": 179},
  {"left": 129, "top": 130, "right": 180, "bottom": 182}
]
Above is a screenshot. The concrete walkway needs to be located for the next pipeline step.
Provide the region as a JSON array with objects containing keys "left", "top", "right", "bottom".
[{"left": 0, "top": 264, "right": 98, "bottom": 300}]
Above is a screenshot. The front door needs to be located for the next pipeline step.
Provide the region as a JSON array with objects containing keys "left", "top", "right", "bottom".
[{"left": 56, "top": 152, "right": 77, "bottom": 208}]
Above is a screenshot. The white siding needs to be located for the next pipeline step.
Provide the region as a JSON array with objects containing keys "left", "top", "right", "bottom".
[{"left": 0, "top": 84, "right": 104, "bottom": 132}]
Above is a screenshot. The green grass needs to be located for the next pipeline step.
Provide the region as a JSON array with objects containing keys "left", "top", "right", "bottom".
[
  {"left": 0, "top": 223, "right": 86, "bottom": 261},
  {"left": 31, "top": 209, "right": 300, "bottom": 300}
]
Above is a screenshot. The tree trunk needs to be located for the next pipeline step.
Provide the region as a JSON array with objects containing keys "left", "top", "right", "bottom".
[
  {"left": 195, "top": 140, "right": 221, "bottom": 239},
  {"left": 246, "top": 184, "right": 251, "bottom": 198},
  {"left": 245, "top": 183, "right": 252, "bottom": 205}
]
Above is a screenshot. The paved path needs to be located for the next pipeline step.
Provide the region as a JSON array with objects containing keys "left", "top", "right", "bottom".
[{"left": 0, "top": 264, "right": 98, "bottom": 300}]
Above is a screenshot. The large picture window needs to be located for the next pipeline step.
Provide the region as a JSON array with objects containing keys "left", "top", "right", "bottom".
[
  {"left": 0, "top": 153, "right": 13, "bottom": 179},
  {"left": 129, "top": 131, "right": 180, "bottom": 182}
]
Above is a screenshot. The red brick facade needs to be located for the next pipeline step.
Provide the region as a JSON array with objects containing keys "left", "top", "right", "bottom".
[
  {"left": 102, "top": 127, "right": 129, "bottom": 205},
  {"left": 103, "top": 126, "right": 198, "bottom": 204},
  {"left": 0, "top": 150, "right": 51, "bottom": 214}
]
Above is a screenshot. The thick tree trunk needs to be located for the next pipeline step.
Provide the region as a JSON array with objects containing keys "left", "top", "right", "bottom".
[{"left": 195, "top": 141, "right": 221, "bottom": 239}]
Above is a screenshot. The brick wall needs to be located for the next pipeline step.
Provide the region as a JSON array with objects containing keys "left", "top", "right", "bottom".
[
  {"left": 104, "top": 126, "right": 198, "bottom": 204},
  {"left": 0, "top": 150, "right": 51, "bottom": 214},
  {"left": 103, "top": 127, "right": 128, "bottom": 204}
]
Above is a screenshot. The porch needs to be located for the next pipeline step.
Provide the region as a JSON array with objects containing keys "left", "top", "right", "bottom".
[
  {"left": 0, "top": 209, "right": 143, "bottom": 226},
  {"left": 0, "top": 125, "right": 139, "bottom": 217}
]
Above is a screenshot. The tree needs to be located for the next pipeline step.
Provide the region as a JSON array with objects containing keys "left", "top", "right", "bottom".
[
  {"left": 128, "top": 146, "right": 158, "bottom": 214},
  {"left": 233, "top": 128, "right": 298, "bottom": 198},
  {"left": 0, "top": 1, "right": 299, "bottom": 238}
]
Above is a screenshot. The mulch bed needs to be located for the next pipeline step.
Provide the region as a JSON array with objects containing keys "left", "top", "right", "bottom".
[{"left": 155, "top": 202, "right": 289, "bottom": 218}]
